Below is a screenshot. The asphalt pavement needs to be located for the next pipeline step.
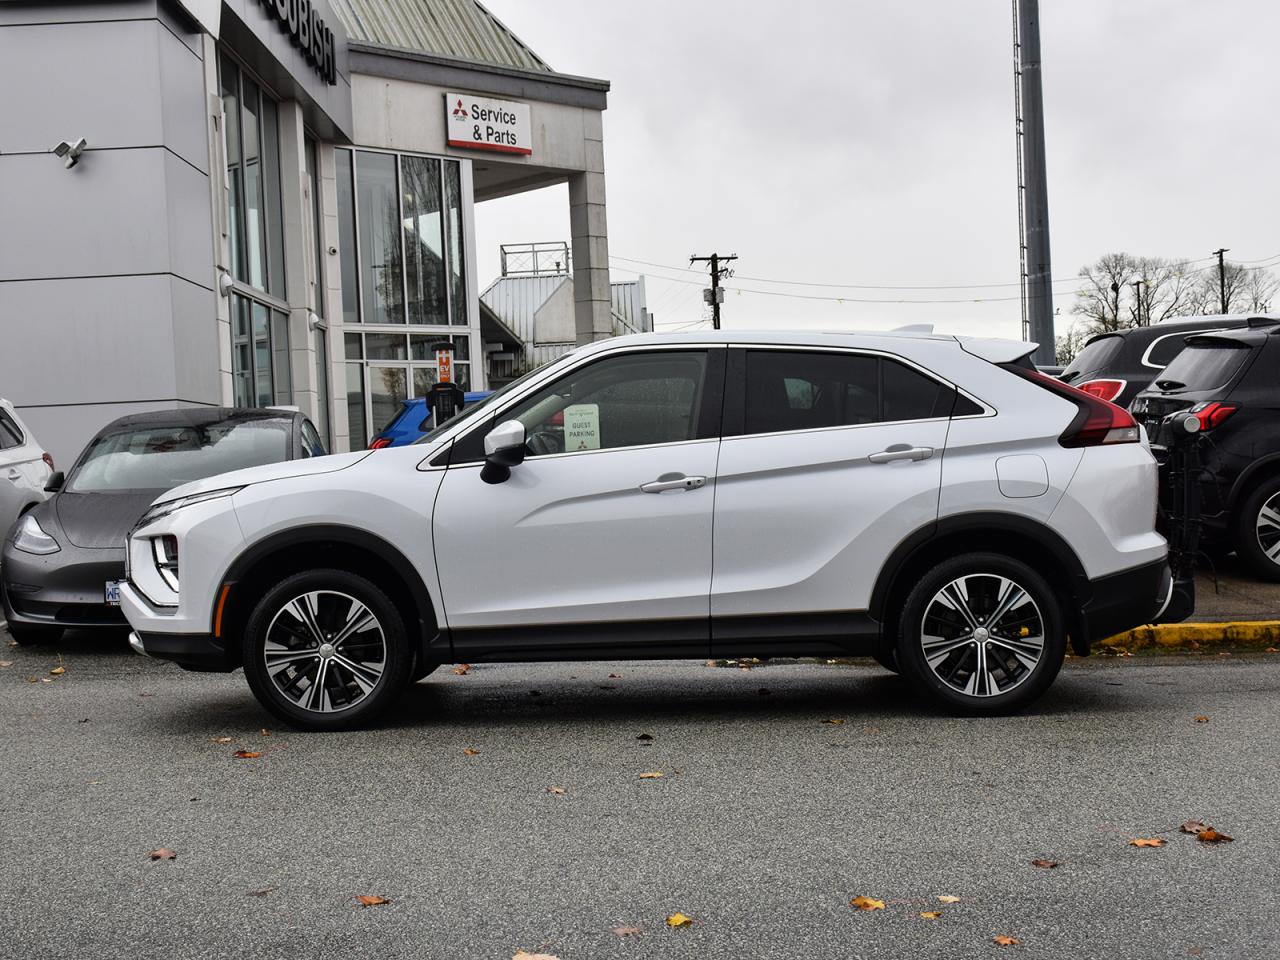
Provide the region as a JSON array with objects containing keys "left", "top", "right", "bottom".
[{"left": 2, "top": 626, "right": 1278, "bottom": 960}]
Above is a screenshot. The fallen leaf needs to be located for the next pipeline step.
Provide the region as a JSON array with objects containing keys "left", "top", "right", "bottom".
[
  {"left": 233, "top": 750, "right": 262, "bottom": 759},
  {"left": 356, "top": 895, "right": 391, "bottom": 907},
  {"left": 1129, "top": 838, "right": 1166, "bottom": 847},
  {"left": 920, "top": 911, "right": 942, "bottom": 919},
  {"left": 821, "top": 718, "right": 845, "bottom": 725},
  {"left": 1196, "top": 828, "right": 1234, "bottom": 844},
  {"left": 462, "top": 748, "right": 479, "bottom": 756},
  {"left": 994, "top": 935, "right": 1021, "bottom": 946},
  {"left": 705, "top": 659, "right": 718, "bottom": 667},
  {"left": 635, "top": 733, "right": 654, "bottom": 741},
  {"left": 260, "top": 729, "right": 272, "bottom": 737},
  {"left": 87, "top": 780, "right": 101, "bottom": 785},
  {"left": 512, "top": 952, "right": 559, "bottom": 960},
  {"left": 937, "top": 895, "right": 961, "bottom": 903},
  {"left": 39, "top": 677, "right": 53, "bottom": 683},
  {"left": 0, "top": 660, "right": 13, "bottom": 668},
  {"left": 849, "top": 896, "right": 885, "bottom": 911},
  {"left": 452, "top": 664, "right": 471, "bottom": 675},
  {"left": 607, "top": 673, "right": 622, "bottom": 679},
  {"left": 210, "top": 736, "right": 233, "bottom": 744},
  {"left": 1194, "top": 715, "right": 1209, "bottom": 723},
  {"left": 612, "top": 926, "right": 642, "bottom": 937},
  {"left": 25, "top": 677, "right": 39, "bottom": 683},
  {"left": 76, "top": 718, "right": 89, "bottom": 723},
  {"left": 1030, "top": 859, "right": 1059, "bottom": 868},
  {"left": 247, "top": 886, "right": 277, "bottom": 897},
  {"left": 1180, "top": 820, "right": 1209, "bottom": 834},
  {"left": 50, "top": 666, "right": 65, "bottom": 676},
  {"left": 665, "top": 913, "right": 694, "bottom": 927},
  {"left": 1265, "top": 647, "right": 1278, "bottom": 653},
  {"left": 638, "top": 771, "right": 664, "bottom": 779},
  {"left": 546, "top": 786, "right": 566, "bottom": 795},
  {"left": 146, "top": 848, "right": 177, "bottom": 861}
]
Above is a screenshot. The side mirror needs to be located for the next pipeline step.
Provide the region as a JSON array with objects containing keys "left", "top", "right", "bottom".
[
  {"left": 44, "top": 471, "right": 64, "bottom": 493},
  {"left": 480, "top": 420, "right": 526, "bottom": 484}
]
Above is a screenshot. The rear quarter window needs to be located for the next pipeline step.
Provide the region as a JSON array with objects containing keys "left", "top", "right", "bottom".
[{"left": 1062, "top": 335, "right": 1123, "bottom": 377}]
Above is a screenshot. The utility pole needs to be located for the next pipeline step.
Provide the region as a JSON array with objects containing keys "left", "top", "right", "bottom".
[
  {"left": 690, "top": 253, "right": 737, "bottom": 330},
  {"left": 1131, "top": 279, "right": 1145, "bottom": 326},
  {"left": 1013, "top": 0, "right": 1055, "bottom": 364},
  {"left": 1214, "top": 248, "right": 1229, "bottom": 314}
]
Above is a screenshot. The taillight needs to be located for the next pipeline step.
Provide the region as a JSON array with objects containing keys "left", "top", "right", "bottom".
[
  {"left": 42, "top": 452, "right": 55, "bottom": 471},
  {"left": 1007, "top": 366, "right": 1140, "bottom": 448},
  {"left": 1076, "top": 379, "right": 1126, "bottom": 403},
  {"left": 1189, "top": 401, "right": 1238, "bottom": 430},
  {"left": 368, "top": 437, "right": 393, "bottom": 450}
]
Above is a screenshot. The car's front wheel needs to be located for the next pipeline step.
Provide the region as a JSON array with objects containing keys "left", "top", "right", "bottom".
[
  {"left": 241, "top": 569, "right": 413, "bottom": 731},
  {"left": 895, "top": 553, "right": 1066, "bottom": 715},
  {"left": 6, "top": 622, "right": 63, "bottom": 646}
]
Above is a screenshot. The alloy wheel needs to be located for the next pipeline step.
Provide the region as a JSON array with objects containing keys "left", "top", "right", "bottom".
[
  {"left": 919, "top": 573, "right": 1045, "bottom": 698},
  {"left": 262, "top": 590, "right": 387, "bottom": 714},
  {"left": 1254, "top": 493, "right": 1280, "bottom": 566}
]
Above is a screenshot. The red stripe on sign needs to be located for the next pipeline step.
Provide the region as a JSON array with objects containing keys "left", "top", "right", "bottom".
[{"left": 447, "top": 139, "right": 532, "bottom": 155}]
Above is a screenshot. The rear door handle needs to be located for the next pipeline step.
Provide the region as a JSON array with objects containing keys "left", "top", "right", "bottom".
[
  {"left": 3, "top": 469, "right": 21, "bottom": 481},
  {"left": 868, "top": 445, "right": 934, "bottom": 464},
  {"left": 640, "top": 473, "right": 707, "bottom": 493}
]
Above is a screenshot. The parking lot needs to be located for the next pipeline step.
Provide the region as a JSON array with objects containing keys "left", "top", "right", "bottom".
[{"left": 3, "top": 624, "right": 1278, "bottom": 960}]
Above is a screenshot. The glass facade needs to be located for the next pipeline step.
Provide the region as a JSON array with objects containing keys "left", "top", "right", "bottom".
[
  {"left": 336, "top": 148, "right": 470, "bottom": 446},
  {"left": 221, "top": 53, "right": 290, "bottom": 409}
]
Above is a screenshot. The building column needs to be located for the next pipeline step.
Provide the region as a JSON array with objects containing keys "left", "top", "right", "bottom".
[
  {"left": 317, "top": 143, "right": 351, "bottom": 452},
  {"left": 569, "top": 111, "right": 611, "bottom": 344},
  {"left": 276, "top": 100, "right": 320, "bottom": 422}
]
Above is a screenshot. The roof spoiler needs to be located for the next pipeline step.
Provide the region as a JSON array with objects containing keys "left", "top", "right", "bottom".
[
  {"left": 892, "top": 323, "right": 935, "bottom": 334},
  {"left": 956, "top": 337, "right": 1039, "bottom": 364}
]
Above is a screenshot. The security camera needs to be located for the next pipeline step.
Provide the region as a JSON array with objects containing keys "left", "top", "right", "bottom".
[{"left": 52, "top": 138, "right": 87, "bottom": 169}]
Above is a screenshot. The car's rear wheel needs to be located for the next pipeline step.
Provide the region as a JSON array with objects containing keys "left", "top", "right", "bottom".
[
  {"left": 6, "top": 622, "right": 63, "bottom": 646},
  {"left": 1233, "top": 477, "right": 1280, "bottom": 582},
  {"left": 895, "top": 553, "right": 1066, "bottom": 715},
  {"left": 241, "top": 570, "right": 412, "bottom": 731}
]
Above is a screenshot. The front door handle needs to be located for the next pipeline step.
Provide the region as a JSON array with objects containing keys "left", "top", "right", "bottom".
[
  {"left": 640, "top": 473, "right": 707, "bottom": 493},
  {"left": 868, "top": 444, "right": 934, "bottom": 464},
  {"left": 3, "top": 469, "right": 21, "bottom": 481}
]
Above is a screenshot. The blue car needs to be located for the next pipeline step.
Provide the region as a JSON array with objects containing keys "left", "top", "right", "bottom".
[{"left": 369, "top": 392, "right": 492, "bottom": 448}]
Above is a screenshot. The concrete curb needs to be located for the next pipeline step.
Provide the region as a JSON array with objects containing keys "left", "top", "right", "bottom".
[{"left": 1098, "top": 620, "right": 1280, "bottom": 651}]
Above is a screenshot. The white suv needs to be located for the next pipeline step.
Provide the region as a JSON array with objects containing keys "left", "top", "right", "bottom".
[
  {"left": 0, "top": 399, "right": 54, "bottom": 544},
  {"left": 120, "top": 330, "right": 1191, "bottom": 730}
]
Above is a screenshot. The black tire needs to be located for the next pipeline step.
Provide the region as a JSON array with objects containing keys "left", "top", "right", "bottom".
[
  {"left": 1232, "top": 477, "right": 1280, "bottom": 582},
  {"left": 6, "top": 622, "right": 63, "bottom": 646},
  {"left": 895, "top": 552, "right": 1066, "bottom": 716},
  {"left": 241, "top": 569, "right": 413, "bottom": 731}
]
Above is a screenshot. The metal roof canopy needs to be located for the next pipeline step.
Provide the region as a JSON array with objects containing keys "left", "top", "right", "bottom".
[{"left": 330, "top": 0, "right": 550, "bottom": 73}]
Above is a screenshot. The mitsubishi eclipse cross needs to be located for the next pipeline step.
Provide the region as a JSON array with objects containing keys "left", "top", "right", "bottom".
[{"left": 120, "top": 329, "right": 1193, "bottom": 730}]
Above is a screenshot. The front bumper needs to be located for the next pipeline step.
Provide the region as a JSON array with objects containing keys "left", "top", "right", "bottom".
[
  {"left": 129, "top": 628, "right": 236, "bottom": 672},
  {"left": 1, "top": 541, "right": 128, "bottom": 629},
  {"left": 1075, "top": 558, "right": 1194, "bottom": 652}
]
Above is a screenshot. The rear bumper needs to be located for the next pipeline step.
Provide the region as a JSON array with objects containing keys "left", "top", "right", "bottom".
[
  {"left": 130, "top": 629, "right": 237, "bottom": 672},
  {"left": 1075, "top": 558, "right": 1194, "bottom": 652}
]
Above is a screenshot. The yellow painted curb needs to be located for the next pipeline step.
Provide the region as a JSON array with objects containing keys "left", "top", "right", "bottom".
[{"left": 1098, "top": 621, "right": 1280, "bottom": 650}]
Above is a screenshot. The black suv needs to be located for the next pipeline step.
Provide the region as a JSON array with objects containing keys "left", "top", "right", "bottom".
[
  {"left": 1131, "top": 321, "right": 1280, "bottom": 580},
  {"left": 1060, "top": 315, "right": 1258, "bottom": 408}
]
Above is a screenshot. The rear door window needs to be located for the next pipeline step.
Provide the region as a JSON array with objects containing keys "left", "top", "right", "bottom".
[
  {"left": 1154, "top": 341, "right": 1252, "bottom": 392},
  {"left": 0, "top": 410, "right": 23, "bottom": 449}
]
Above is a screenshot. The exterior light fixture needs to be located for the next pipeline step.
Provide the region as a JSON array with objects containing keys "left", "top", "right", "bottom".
[{"left": 52, "top": 138, "right": 88, "bottom": 169}]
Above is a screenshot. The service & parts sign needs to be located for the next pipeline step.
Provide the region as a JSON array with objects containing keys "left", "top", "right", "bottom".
[{"left": 446, "top": 93, "right": 532, "bottom": 156}]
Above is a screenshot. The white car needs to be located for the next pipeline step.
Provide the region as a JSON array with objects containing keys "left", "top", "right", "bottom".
[
  {"left": 119, "top": 330, "right": 1191, "bottom": 730},
  {"left": 0, "top": 399, "right": 53, "bottom": 544}
]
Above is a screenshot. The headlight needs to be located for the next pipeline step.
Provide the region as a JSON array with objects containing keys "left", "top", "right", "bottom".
[
  {"left": 13, "top": 514, "right": 60, "bottom": 555},
  {"left": 136, "top": 486, "right": 243, "bottom": 530}
]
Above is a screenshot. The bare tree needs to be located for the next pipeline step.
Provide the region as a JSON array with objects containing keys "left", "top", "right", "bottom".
[
  {"left": 1185, "top": 262, "right": 1278, "bottom": 315},
  {"left": 1070, "top": 253, "right": 1198, "bottom": 334},
  {"left": 1055, "top": 322, "right": 1089, "bottom": 365}
]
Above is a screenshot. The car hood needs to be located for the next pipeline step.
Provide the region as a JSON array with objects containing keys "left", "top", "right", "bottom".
[
  {"left": 155, "top": 451, "right": 372, "bottom": 505},
  {"left": 53, "top": 491, "right": 162, "bottom": 549}
]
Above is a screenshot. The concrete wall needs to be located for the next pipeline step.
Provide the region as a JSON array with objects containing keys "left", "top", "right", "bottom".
[{"left": 0, "top": 0, "right": 217, "bottom": 465}]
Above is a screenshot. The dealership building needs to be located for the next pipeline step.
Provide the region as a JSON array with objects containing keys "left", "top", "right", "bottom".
[{"left": 0, "top": 0, "right": 613, "bottom": 461}]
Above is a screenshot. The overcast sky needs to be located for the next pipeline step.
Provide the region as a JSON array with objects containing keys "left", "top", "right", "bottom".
[{"left": 474, "top": 0, "right": 1280, "bottom": 342}]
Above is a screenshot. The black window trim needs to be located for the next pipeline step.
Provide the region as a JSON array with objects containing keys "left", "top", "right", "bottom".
[
  {"left": 428, "top": 344, "right": 729, "bottom": 469},
  {"left": 721, "top": 344, "right": 991, "bottom": 440},
  {"left": 0, "top": 408, "right": 25, "bottom": 449}
]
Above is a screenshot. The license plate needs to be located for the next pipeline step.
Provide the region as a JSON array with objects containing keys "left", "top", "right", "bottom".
[{"left": 105, "top": 581, "right": 121, "bottom": 606}]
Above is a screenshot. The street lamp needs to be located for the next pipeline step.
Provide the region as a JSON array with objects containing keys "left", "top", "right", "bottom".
[{"left": 1131, "top": 279, "right": 1146, "bottom": 326}]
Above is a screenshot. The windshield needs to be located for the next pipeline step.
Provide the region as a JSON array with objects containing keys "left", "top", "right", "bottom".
[
  {"left": 1151, "top": 342, "right": 1251, "bottom": 393},
  {"left": 414, "top": 362, "right": 568, "bottom": 444},
  {"left": 1062, "top": 335, "right": 1123, "bottom": 380},
  {"left": 67, "top": 418, "right": 291, "bottom": 493}
]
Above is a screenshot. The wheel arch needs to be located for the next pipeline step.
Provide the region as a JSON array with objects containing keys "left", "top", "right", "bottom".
[
  {"left": 1228, "top": 454, "right": 1280, "bottom": 513},
  {"left": 213, "top": 525, "right": 444, "bottom": 669},
  {"left": 870, "top": 512, "right": 1092, "bottom": 656}
]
